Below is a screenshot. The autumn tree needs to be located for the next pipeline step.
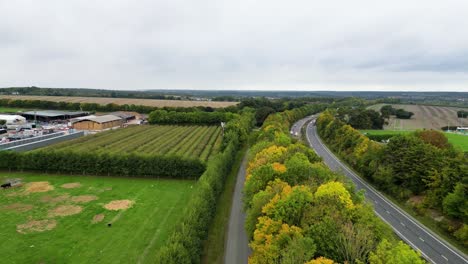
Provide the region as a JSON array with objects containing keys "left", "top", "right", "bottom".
[
  {"left": 415, "top": 130, "right": 450, "bottom": 149},
  {"left": 368, "top": 239, "right": 425, "bottom": 264}
]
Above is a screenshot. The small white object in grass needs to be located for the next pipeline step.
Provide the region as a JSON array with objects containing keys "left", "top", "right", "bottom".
[{"left": 30, "top": 245, "right": 34, "bottom": 247}]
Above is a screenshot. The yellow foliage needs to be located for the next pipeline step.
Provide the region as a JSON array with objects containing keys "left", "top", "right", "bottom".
[
  {"left": 305, "top": 256, "right": 335, "bottom": 264},
  {"left": 315, "top": 181, "right": 354, "bottom": 209},
  {"left": 272, "top": 162, "right": 287, "bottom": 173},
  {"left": 261, "top": 184, "right": 312, "bottom": 216},
  {"left": 354, "top": 137, "right": 370, "bottom": 159},
  {"left": 249, "top": 216, "right": 304, "bottom": 264},
  {"left": 247, "top": 145, "right": 287, "bottom": 175}
]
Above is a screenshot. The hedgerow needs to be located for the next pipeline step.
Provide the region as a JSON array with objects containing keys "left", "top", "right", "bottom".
[
  {"left": 0, "top": 150, "right": 205, "bottom": 179},
  {"left": 154, "top": 108, "right": 255, "bottom": 263},
  {"left": 148, "top": 109, "right": 237, "bottom": 125}
]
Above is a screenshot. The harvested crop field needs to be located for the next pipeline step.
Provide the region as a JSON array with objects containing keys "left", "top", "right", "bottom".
[
  {"left": 0, "top": 172, "right": 195, "bottom": 264},
  {"left": 368, "top": 104, "right": 467, "bottom": 130},
  {"left": 0, "top": 95, "right": 238, "bottom": 108},
  {"left": 41, "top": 125, "right": 223, "bottom": 162}
]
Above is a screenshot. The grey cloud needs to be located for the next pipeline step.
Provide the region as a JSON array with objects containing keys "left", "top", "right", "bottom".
[{"left": 0, "top": 0, "right": 467, "bottom": 91}]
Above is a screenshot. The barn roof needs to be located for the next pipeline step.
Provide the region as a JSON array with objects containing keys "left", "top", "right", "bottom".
[
  {"left": 75, "top": 115, "right": 122, "bottom": 124},
  {"left": 22, "top": 110, "right": 88, "bottom": 118},
  {"left": 0, "top": 114, "right": 26, "bottom": 121}
]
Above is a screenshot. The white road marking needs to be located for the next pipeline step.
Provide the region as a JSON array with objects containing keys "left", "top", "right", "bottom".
[
  {"left": 386, "top": 210, "right": 390, "bottom": 214},
  {"left": 419, "top": 237, "right": 425, "bottom": 242},
  {"left": 304, "top": 122, "right": 468, "bottom": 263},
  {"left": 442, "top": 255, "right": 448, "bottom": 261},
  {"left": 401, "top": 222, "right": 406, "bottom": 227}
]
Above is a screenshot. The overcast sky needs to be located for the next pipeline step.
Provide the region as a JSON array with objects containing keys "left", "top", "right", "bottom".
[{"left": 1, "top": 0, "right": 467, "bottom": 91}]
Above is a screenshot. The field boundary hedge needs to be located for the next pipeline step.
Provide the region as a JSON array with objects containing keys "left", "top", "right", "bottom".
[
  {"left": 154, "top": 109, "right": 255, "bottom": 263},
  {"left": 0, "top": 151, "right": 205, "bottom": 179}
]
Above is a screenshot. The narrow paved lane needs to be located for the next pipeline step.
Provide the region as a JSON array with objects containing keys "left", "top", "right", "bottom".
[
  {"left": 304, "top": 119, "right": 468, "bottom": 264},
  {"left": 224, "top": 154, "right": 250, "bottom": 264}
]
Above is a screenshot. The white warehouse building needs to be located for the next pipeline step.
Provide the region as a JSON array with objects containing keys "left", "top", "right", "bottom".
[{"left": 0, "top": 114, "right": 27, "bottom": 126}]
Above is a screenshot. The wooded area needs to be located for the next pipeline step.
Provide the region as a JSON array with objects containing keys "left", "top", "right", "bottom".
[
  {"left": 241, "top": 105, "right": 424, "bottom": 263},
  {"left": 317, "top": 110, "right": 468, "bottom": 247}
]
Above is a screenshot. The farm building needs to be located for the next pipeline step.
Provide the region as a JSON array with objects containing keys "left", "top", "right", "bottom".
[
  {"left": 0, "top": 114, "right": 27, "bottom": 126},
  {"left": 456, "top": 127, "right": 468, "bottom": 134},
  {"left": 108, "top": 111, "right": 137, "bottom": 121},
  {"left": 21, "top": 110, "right": 89, "bottom": 122},
  {"left": 72, "top": 115, "right": 123, "bottom": 130}
]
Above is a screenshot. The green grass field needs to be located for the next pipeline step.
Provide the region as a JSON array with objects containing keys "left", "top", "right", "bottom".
[
  {"left": 42, "top": 125, "right": 222, "bottom": 162},
  {"left": 445, "top": 133, "right": 468, "bottom": 152},
  {"left": 0, "top": 107, "right": 26, "bottom": 113},
  {"left": 360, "top": 130, "right": 468, "bottom": 152},
  {"left": 0, "top": 172, "right": 195, "bottom": 264}
]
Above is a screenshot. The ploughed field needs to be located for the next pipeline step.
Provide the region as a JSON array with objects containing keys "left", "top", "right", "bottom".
[
  {"left": 368, "top": 104, "right": 467, "bottom": 130},
  {"left": 0, "top": 172, "right": 195, "bottom": 264},
  {"left": 42, "top": 125, "right": 222, "bottom": 162}
]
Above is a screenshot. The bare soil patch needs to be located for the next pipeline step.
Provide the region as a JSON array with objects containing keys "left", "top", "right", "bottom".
[
  {"left": 407, "top": 195, "right": 425, "bottom": 206},
  {"left": 24, "top": 181, "right": 54, "bottom": 193},
  {"left": 92, "top": 214, "right": 105, "bottom": 224},
  {"left": 48, "top": 205, "right": 83, "bottom": 217},
  {"left": 5, "top": 191, "right": 20, "bottom": 197},
  {"left": 17, "top": 219, "right": 57, "bottom": 234},
  {"left": 3, "top": 203, "right": 34, "bottom": 212},
  {"left": 104, "top": 200, "right": 134, "bottom": 211},
  {"left": 71, "top": 195, "right": 98, "bottom": 203},
  {"left": 61, "top": 182, "right": 81, "bottom": 189},
  {"left": 41, "top": 194, "right": 70, "bottom": 203}
]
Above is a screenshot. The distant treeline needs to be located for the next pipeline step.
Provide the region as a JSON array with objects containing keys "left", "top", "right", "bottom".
[
  {"left": 458, "top": 110, "right": 468, "bottom": 118},
  {"left": 380, "top": 105, "right": 414, "bottom": 119},
  {"left": 0, "top": 87, "right": 185, "bottom": 100},
  {"left": 335, "top": 107, "right": 385, "bottom": 129},
  {"left": 317, "top": 111, "right": 468, "bottom": 246},
  {"left": 0, "top": 98, "right": 227, "bottom": 114}
]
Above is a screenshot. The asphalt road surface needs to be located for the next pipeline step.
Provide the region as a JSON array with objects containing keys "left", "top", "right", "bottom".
[
  {"left": 289, "top": 115, "right": 315, "bottom": 138},
  {"left": 303, "top": 117, "right": 468, "bottom": 264},
  {"left": 225, "top": 154, "right": 250, "bottom": 264}
]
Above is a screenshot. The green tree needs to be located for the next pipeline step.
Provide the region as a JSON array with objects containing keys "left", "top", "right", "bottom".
[
  {"left": 368, "top": 239, "right": 425, "bottom": 264},
  {"left": 443, "top": 183, "right": 468, "bottom": 221}
]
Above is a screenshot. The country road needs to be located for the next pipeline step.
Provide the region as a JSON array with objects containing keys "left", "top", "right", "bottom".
[
  {"left": 224, "top": 154, "right": 250, "bottom": 264},
  {"left": 301, "top": 117, "right": 468, "bottom": 264}
]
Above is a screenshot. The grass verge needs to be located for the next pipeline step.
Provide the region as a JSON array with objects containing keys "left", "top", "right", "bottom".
[
  {"left": 0, "top": 107, "right": 26, "bottom": 113},
  {"left": 201, "top": 146, "right": 248, "bottom": 264}
]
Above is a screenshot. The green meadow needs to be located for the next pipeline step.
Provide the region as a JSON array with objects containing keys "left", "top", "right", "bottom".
[
  {"left": 0, "top": 172, "right": 195, "bottom": 264},
  {"left": 360, "top": 130, "right": 468, "bottom": 152}
]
